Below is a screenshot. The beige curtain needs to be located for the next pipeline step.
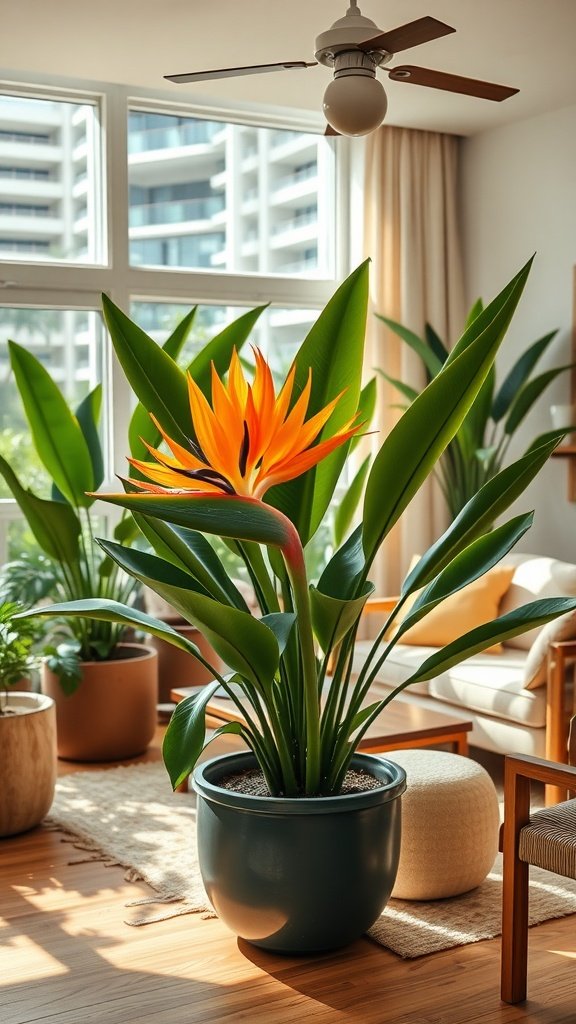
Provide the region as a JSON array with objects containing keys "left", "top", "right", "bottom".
[{"left": 363, "top": 124, "right": 466, "bottom": 596}]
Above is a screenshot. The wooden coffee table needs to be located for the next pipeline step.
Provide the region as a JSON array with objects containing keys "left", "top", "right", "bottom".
[{"left": 170, "top": 684, "right": 472, "bottom": 756}]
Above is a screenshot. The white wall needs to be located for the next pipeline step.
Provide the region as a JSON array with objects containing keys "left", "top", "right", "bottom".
[{"left": 461, "top": 102, "right": 576, "bottom": 560}]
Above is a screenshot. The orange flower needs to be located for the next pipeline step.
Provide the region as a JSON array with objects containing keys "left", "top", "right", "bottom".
[{"left": 129, "top": 349, "right": 361, "bottom": 499}]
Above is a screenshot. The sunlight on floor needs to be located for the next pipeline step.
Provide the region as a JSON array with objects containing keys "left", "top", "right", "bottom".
[
  {"left": 549, "top": 948, "right": 576, "bottom": 959},
  {"left": 0, "top": 931, "right": 68, "bottom": 980}
]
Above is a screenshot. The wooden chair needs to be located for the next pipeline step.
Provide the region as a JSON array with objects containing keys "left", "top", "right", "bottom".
[{"left": 500, "top": 717, "right": 576, "bottom": 1003}]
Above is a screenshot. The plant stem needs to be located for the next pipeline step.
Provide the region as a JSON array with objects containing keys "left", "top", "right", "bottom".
[{"left": 275, "top": 512, "right": 320, "bottom": 795}]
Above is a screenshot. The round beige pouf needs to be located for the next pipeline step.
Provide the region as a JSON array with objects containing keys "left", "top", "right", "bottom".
[{"left": 387, "top": 749, "right": 500, "bottom": 900}]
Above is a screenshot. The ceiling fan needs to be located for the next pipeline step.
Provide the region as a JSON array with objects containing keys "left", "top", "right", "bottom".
[{"left": 164, "top": 1, "right": 519, "bottom": 138}]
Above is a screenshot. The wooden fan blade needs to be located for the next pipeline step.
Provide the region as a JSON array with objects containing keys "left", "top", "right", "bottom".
[
  {"left": 359, "top": 17, "right": 455, "bottom": 55},
  {"left": 388, "top": 65, "right": 519, "bottom": 101},
  {"left": 165, "top": 61, "right": 316, "bottom": 85}
]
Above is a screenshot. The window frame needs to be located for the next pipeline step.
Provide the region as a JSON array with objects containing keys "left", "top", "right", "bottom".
[{"left": 0, "top": 72, "right": 354, "bottom": 561}]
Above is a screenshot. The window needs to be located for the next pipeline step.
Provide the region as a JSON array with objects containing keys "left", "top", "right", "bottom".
[
  {"left": 0, "top": 93, "right": 103, "bottom": 264},
  {"left": 0, "top": 79, "right": 346, "bottom": 564}
]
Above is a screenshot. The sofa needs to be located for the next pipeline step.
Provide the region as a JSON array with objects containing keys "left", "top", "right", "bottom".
[{"left": 352, "top": 553, "right": 576, "bottom": 764}]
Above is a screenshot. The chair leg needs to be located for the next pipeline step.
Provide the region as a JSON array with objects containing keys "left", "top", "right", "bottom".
[
  {"left": 501, "top": 761, "right": 531, "bottom": 1003},
  {"left": 501, "top": 851, "right": 529, "bottom": 1002}
]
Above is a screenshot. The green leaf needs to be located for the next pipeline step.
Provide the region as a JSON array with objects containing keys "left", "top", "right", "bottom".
[
  {"left": 401, "top": 436, "right": 562, "bottom": 595},
  {"left": 463, "top": 298, "right": 484, "bottom": 331},
  {"left": 310, "top": 581, "right": 374, "bottom": 653},
  {"left": 260, "top": 612, "right": 296, "bottom": 654},
  {"left": 504, "top": 364, "right": 575, "bottom": 435},
  {"left": 133, "top": 513, "right": 249, "bottom": 610},
  {"left": 492, "top": 330, "right": 558, "bottom": 421},
  {"left": 8, "top": 341, "right": 94, "bottom": 507},
  {"left": 362, "top": 260, "right": 532, "bottom": 568},
  {"left": 333, "top": 455, "right": 371, "bottom": 547},
  {"left": 396, "top": 513, "right": 533, "bottom": 637},
  {"left": 376, "top": 369, "right": 419, "bottom": 404},
  {"left": 74, "top": 385, "right": 104, "bottom": 494},
  {"left": 99, "top": 491, "right": 293, "bottom": 549},
  {"left": 375, "top": 315, "right": 443, "bottom": 378},
  {"left": 464, "top": 364, "right": 495, "bottom": 449},
  {"left": 128, "top": 307, "right": 197, "bottom": 461},
  {"left": 402, "top": 598, "right": 576, "bottom": 686},
  {"left": 98, "top": 540, "right": 280, "bottom": 689},
  {"left": 267, "top": 261, "right": 369, "bottom": 545},
  {"left": 318, "top": 525, "right": 365, "bottom": 600},
  {"left": 350, "top": 378, "right": 377, "bottom": 453},
  {"left": 0, "top": 453, "right": 81, "bottom": 564},
  {"left": 445, "top": 267, "right": 530, "bottom": 366},
  {"left": 424, "top": 322, "right": 449, "bottom": 365},
  {"left": 162, "top": 682, "right": 220, "bottom": 789},
  {"left": 102, "top": 294, "right": 193, "bottom": 449},
  {"left": 22, "top": 598, "right": 218, "bottom": 658}
]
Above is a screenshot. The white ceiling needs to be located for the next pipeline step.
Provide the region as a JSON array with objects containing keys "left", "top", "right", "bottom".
[{"left": 3, "top": 0, "right": 576, "bottom": 136}]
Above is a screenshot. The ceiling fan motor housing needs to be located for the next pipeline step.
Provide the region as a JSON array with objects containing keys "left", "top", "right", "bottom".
[{"left": 315, "top": 11, "right": 391, "bottom": 69}]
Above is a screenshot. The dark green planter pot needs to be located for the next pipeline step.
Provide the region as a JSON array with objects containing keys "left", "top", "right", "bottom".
[{"left": 192, "top": 751, "right": 406, "bottom": 953}]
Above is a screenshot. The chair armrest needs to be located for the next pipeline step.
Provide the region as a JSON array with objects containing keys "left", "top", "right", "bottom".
[
  {"left": 364, "top": 596, "right": 399, "bottom": 615},
  {"left": 499, "top": 752, "right": 576, "bottom": 851},
  {"left": 505, "top": 752, "right": 576, "bottom": 790}
]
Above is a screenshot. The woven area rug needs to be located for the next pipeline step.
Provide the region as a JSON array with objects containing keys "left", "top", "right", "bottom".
[{"left": 47, "top": 761, "right": 576, "bottom": 958}]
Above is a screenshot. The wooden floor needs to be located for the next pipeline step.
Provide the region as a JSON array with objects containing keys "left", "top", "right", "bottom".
[{"left": 2, "top": 735, "right": 575, "bottom": 1024}]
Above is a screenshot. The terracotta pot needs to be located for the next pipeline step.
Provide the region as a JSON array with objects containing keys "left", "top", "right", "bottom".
[
  {"left": 0, "top": 692, "right": 57, "bottom": 837},
  {"left": 42, "top": 643, "right": 158, "bottom": 762},
  {"left": 149, "top": 624, "right": 223, "bottom": 702}
]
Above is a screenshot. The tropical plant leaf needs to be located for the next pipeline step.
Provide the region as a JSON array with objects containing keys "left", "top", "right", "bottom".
[
  {"left": 333, "top": 455, "right": 371, "bottom": 547},
  {"left": 267, "top": 261, "right": 369, "bottom": 545},
  {"left": 401, "top": 435, "right": 562, "bottom": 595},
  {"left": 464, "top": 364, "right": 495, "bottom": 449},
  {"left": 162, "top": 682, "right": 220, "bottom": 789},
  {"left": 396, "top": 513, "right": 533, "bottom": 636},
  {"left": 401, "top": 598, "right": 576, "bottom": 685},
  {"left": 318, "top": 525, "right": 365, "bottom": 601},
  {"left": 375, "top": 315, "right": 443, "bottom": 378},
  {"left": 362, "top": 260, "right": 532, "bottom": 568},
  {"left": 463, "top": 298, "right": 484, "bottom": 331},
  {"left": 132, "top": 513, "right": 249, "bottom": 610},
  {"left": 98, "top": 491, "right": 292, "bottom": 549},
  {"left": 375, "top": 369, "right": 419, "bottom": 404},
  {"left": 260, "top": 612, "right": 296, "bottom": 654},
  {"left": 0, "top": 453, "right": 81, "bottom": 564},
  {"left": 128, "top": 308, "right": 197, "bottom": 462},
  {"left": 492, "top": 330, "right": 558, "bottom": 421},
  {"left": 74, "top": 385, "right": 104, "bottom": 494},
  {"left": 424, "top": 322, "right": 449, "bottom": 364},
  {"left": 504, "top": 364, "right": 575, "bottom": 435},
  {"left": 8, "top": 341, "right": 94, "bottom": 507},
  {"left": 310, "top": 581, "right": 374, "bottom": 653},
  {"left": 102, "top": 295, "right": 193, "bottom": 449},
  {"left": 350, "top": 378, "right": 377, "bottom": 453},
  {"left": 98, "top": 540, "right": 280, "bottom": 689}
]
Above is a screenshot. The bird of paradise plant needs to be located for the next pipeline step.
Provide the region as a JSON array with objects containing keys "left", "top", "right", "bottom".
[{"left": 23, "top": 258, "right": 576, "bottom": 796}]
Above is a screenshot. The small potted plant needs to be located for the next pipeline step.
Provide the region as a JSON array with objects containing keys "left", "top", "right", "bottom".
[
  {"left": 0, "top": 602, "right": 56, "bottom": 837},
  {"left": 24, "top": 259, "right": 576, "bottom": 951}
]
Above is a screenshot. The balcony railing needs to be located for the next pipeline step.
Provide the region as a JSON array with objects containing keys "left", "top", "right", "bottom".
[
  {"left": 128, "top": 122, "right": 222, "bottom": 153},
  {"left": 129, "top": 195, "right": 225, "bottom": 227}
]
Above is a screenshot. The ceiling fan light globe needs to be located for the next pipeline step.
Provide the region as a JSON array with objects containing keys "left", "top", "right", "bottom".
[{"left": 323, "top": 74, "right": 387, "bottom": 136}]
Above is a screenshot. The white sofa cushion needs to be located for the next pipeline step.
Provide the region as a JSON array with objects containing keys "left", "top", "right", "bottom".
[
  {"left": 352, "top": 641, "right": 546, "bottom": 728},
  {"left": 499, "top": 554, "right": 576, "bottom": 650}
]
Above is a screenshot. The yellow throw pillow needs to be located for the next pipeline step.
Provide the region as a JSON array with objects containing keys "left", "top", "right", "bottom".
[{"left": 394, "top": 565, "right": 515, "bottom": 654}]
